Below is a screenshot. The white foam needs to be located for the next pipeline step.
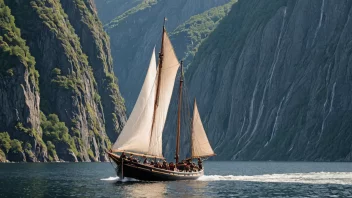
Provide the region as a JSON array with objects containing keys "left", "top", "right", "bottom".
[
  {"left": 101, "top": 176, "right": 138, "bottom": 182},
  {"left": 101, "top": 176, "right": 119, "bottom": 181},
  {"left": 198, "top": 172, "right": 352, "bottom": 185}
]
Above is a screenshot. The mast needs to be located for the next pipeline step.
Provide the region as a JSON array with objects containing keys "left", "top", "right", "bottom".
[
  {"left": 150, "top": 17, "right": 166, "bottom": 142},
  {"left": 190, "top": 98, "right": 195, "bottom": 159},
  {"left": 175, "top": 61, "right": 184, "bottom": 164}
]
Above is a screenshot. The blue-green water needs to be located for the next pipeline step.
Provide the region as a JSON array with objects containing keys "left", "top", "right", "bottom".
[{"left": 0, "top": 162, "right": 352, "bottom": 197}]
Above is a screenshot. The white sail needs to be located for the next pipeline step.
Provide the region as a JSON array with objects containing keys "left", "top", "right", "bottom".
[
  {"left": 191, "top": 99, "right": 215, "bottom": 158},
  {"left": 148, "top": 31, "right": 180, "bottom": 157},
  {"left": 112, "top": 48, "right": 157, "bottom": 155}
]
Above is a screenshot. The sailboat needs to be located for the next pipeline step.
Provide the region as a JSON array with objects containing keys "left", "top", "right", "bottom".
[{"left": 107, "top": 18, "right": 215, "bottom": 181}]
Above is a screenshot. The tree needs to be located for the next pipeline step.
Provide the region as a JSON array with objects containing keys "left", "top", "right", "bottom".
[{"left": 0, "top": 132, "right": 11, "bottom": 153}]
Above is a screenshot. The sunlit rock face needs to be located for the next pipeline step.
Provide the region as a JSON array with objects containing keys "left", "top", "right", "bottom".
[{"left": 0, "top": 0, "right": 126, "bottom": 162}]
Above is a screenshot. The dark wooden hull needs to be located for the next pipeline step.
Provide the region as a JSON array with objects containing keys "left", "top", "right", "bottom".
[{"left": 107, "top": 152, "right": 203, "bottom": 181}]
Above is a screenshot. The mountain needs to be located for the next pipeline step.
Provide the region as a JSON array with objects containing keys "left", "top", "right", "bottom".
[
  {"left": 170, "top": 0, "right": 236, "bottom": 69},
  {"left": 94, "top": 0, "right": 143, "bottom": 24},
  {"left": 0, "top": 0, "right": 126, "bottom": 162},
  {"left": 178, "top": 0, "right": 352, "bottom": 161},
  {"left": 104, "top": 0, "right": 233, "bottom": 112}
]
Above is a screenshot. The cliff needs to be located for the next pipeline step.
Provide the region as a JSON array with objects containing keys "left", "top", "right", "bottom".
[
  {"left": 95, "top": 0, "right": 143, "bottom": 23},
  {"left": 105, "top": 0, "right": 232, "bottom": 112},
  {"left": 181, "top": 0, "right": 352, "bottom": 161},
  {"left": 0, "top": 0, "right": 126, "bottom": 162},
  {"left": 171, "top": 0, "right": 236, "bottom": 69},
  {"left": 0, "top": 0, "right": 45, "bottom": 162}
]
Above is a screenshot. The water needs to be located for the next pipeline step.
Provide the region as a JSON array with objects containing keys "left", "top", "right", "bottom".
[{"left": 0, "top": 162, "right": 352, "bottom": 197}]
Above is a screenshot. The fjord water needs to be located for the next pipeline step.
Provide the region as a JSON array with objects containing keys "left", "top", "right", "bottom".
[{"left": 0, "top": 162, "right": 351, "bottom": 197}]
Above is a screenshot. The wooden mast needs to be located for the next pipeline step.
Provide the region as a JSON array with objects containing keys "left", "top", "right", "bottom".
[
  {"left": 175, "top": 61, "right": 184, "bottom": 164},
  {"left": 190, "top": 98, "right": 195, "bottom": 159},
  {"left": 150, "top": 18, "right": 166, "bottom": 145}
]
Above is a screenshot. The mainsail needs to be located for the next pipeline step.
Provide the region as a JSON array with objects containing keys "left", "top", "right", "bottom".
[
  {"left": 148, "top": 30, "right": 180, "bottom": 157},
  {"left": 112, "top": 48, "right": 157, "bottom": 155},
  {"left": 112, "top": 26, "right": 180, "bottom": 158},
  {"left": 191, "top": 99, "right": 215, "bottom": 158}
]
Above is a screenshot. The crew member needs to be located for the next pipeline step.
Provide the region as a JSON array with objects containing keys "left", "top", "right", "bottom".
[
  {"left": 169, "top": 162, "right": 175, "bottom": 171},
  {"left": 198, "top": 158, "right": 203, "bottom": 170},
  {"left": 162, "top": 160, "right": 169, "bottom": 170},
  {"left": 121, "top": 152, "right": 126, "bottom": 159},
  {"left": 127, "top": 154, "right": 134, "bottom": 161}
]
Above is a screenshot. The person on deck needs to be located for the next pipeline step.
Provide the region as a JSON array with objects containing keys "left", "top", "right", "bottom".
[
  {"left": 143, "top": 157, "right": 149, "bottom": 164},
  {"left": 154, "top": 161, "right": 159, "bottom": 168},
  {"left": 150, "top": 160, "right": 155, "bottom": 165},
  {"left": 190, "top": 162, "right": 195, "bottom": 171},
  {"left": 198, "top": 158, "right": 203, "bottom": 170},
  {"left": 193, "top": 163, "right": 199, "bottom": 171},
  {"left": 162, "top": 160, "right": 169, "bottom": 170},
  {"left": 121, "top": 152, "right": 126, "bottom": 159},
  {"left": 186, "top": 159, "right": 192, "bottom": 165},
  {"left": 157, "top": 161, "right": 162, "bottom": 168},
  {"left": 169, "top": 162, "right": 175, "bottom": 171},
  {"left": 127, "top": 154, "right": 134, "bottom": 161}
]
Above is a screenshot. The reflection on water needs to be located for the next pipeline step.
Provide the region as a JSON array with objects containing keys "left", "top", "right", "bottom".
[
  {"left": 165, "top": 180, "right": 209, "bottom": 197},
  {"left": 100, "top": 176, "right": 210, "bottom": 197},
  {"left": 119, "top": 181, "right": 167, "bottom": 197},
  {"left": 1, "top": 162, "right": 352, "bottom": 197}
]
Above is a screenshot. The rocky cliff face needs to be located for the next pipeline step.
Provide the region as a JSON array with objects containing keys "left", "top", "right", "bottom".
[
  {"left": 170, "top": 0, "right": 236, "bottom": 69},
  {"left": 0, "top": 0, "right": 126, "bottom": 162},
  {"left": 0, "top": 0, "right": 46, "bottom": 162},
  {"left": 105, "top": 0, "right": 232, "bottom": 112},
  {"left": 60, "top": 0, "right": 126, "bottom": 142},
  {"left": 181, "top": 0, "right": 352, "bottom": 161},
  {"left": 95, "top": 0, "right": 143, "bottom": 23}
]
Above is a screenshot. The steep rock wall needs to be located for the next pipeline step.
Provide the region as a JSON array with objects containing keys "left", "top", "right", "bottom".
[
  {"left": 2, "top": 0, "right": 126, "bottom": 162},
  {"left": 95, "top": 0, "right": 143, "bottom": 23},
  {"left": 61, "top": 0, "right": 126, "bottom": 142},
  {"left": 0, "top": 0, "right": 46, "bottom": 162},
  {"left": 182, "top": 0, "right": 352, "bottom": 161}
]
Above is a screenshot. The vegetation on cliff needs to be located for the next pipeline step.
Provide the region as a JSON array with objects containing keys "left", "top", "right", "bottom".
[
  {"left": 106, "top": 0, "right": 157, "bottom": 29},
  {"left": 0, "top": 0, "right": 38, "bottom": 85},
  {"left": 171, "top": 0, "right": 236, "bottom": 68},
  {"left": 0, "top": 0, "right": 126, "bottom": 162},
  {"left": 0, "top": 0, "right": 46, "bottom": 162},
  {"left": 61, "top": 0, "right": 126, "bottom": 141}
]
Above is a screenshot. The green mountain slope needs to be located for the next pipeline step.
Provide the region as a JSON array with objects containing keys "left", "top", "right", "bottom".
[
  {"left": 171, "top": 0, "right": 237, "bottom": 69},
  {"left": 0, "top": 0, "right": 126, "bottom": 162},
  {"left": 95, "top": 0, "right": 143, "bottom": 23}
]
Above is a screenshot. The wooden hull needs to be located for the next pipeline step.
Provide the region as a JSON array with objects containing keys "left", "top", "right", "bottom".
[{"left": 107, "top": 152, "right": 203, "bottom": 181}]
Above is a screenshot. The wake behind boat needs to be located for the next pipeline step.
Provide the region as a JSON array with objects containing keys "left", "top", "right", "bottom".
[{"left": 107, "top": 18, "right": 215, "bottom": 181}]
